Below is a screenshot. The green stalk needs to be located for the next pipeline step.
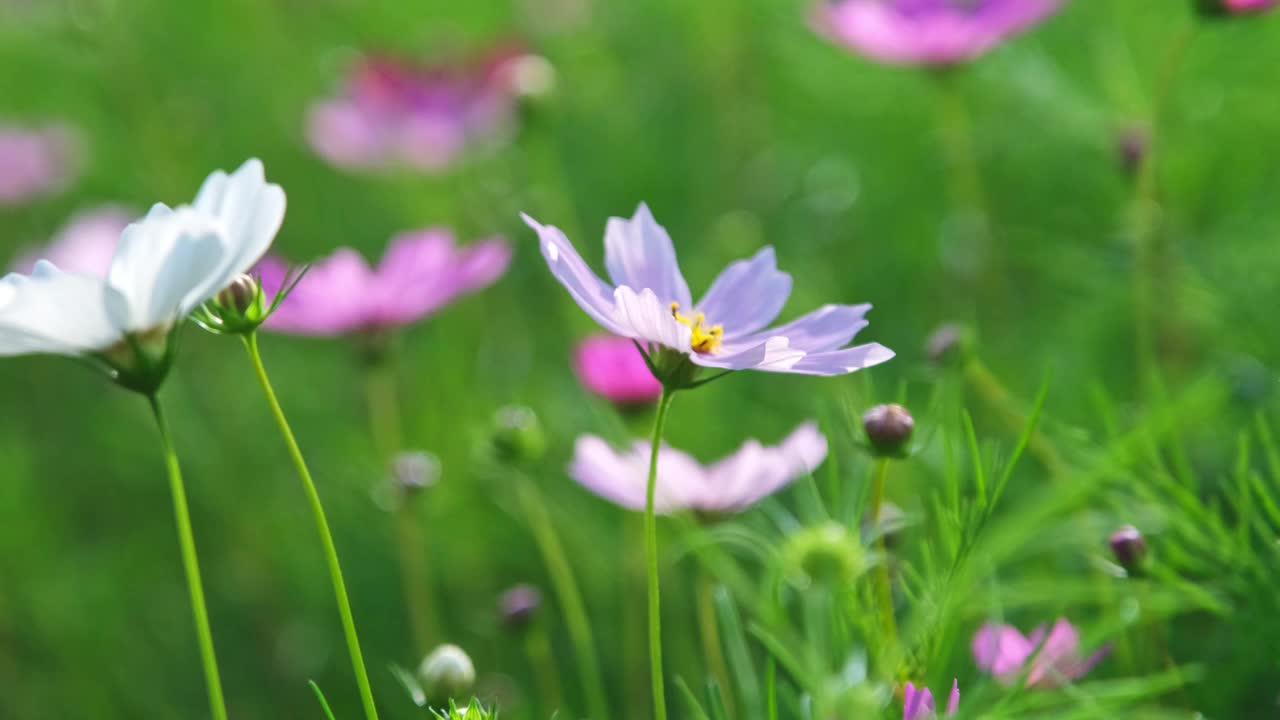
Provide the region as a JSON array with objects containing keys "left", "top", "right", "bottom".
[
  {"left": 645, "top": 389, "right": 676, "bottom": 720},
  {"left": 696, "top": 570, "right": 734, "bottom": 719},
  {"left": 243, "top": 334, "right": 379, "bottom": 720},
  {"left": 147, "top": 395, "right": 229, "bottom": 720},
  {"left": 513, "top": 473, "right": 609, "bottom": 719},
  {"left": 523, "top": 623, "right": 564, "bottom": 719},
  {"left": 868, "top": 458, "right": 897, "bottom": 651}
]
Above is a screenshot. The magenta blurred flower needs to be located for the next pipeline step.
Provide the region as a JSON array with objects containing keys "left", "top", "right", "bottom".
[
  {"left": 569, "top": 422, "right": 827, "bottom": 515},
  {"left": 903, "top": 679, "right": 959, "bottom": 719},
  {"left": 306, "top": 45, "right": 534, "bottom": 173},
  {"left": 11, "top": 206, "right": 134, "bottom": 276},
  {"left": 816, "top": 0, "right": 1061, "bottom": 67},
  {"left": 523, "top": 204, "right": 893, "bottom": 379},
  {"left": 257, "top": 229, "right": 510, "bottom": 336},
  {"left": 972, "top": 617, "right": 1110, "bottom": 688},
  {"left": 1199, "top": 0, "right": 1278, "bottom": 14},
  {"left": 573, "top": 334, "right": 662, "bottom": 405},
  {"left": 0, "top": 123, "right": 79, "bottom": 205}
]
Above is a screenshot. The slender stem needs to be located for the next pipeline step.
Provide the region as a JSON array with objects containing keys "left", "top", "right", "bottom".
[
  {"left": 524, "top": 621, "right": 564, "bottom": 717},
  {"left": 868, "top": 458, "right": 897, "bottom": 652},
  {"left": 513, "top": 473, "right": 609, "bottom": 719},
  {"left": 645, "top": 389, "right": 676, "bottom": 720},
  {"left": 696, "top": 570, "right": 734, "bottom": 718},
  {"left": 243, "top": 334, "right": 379, "bottom": 720},
  {"left": 147, "top": 395, "right": 228, "bottom": 720},
  {"left": 364, "top": 362, "right": 436, "bottom": 654},
  {"left": 962, "top": 358, "right": 1066, "bottom": 477}
]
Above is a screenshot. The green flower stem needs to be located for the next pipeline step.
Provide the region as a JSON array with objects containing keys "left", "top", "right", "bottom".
[
  {"left": 147, "top": 395, "right": 229, "bottom": 720},
  {"left": 962, "top": 357, "right": 1066, "bottom": 477},
  {"left": 696, "top": 570, "right": 734, "bottom": 718},
  {"left": 645, "top": 388, "right": 676, "bottom": 720},
  {"left": 523, "top": 621, "right": 565, "bottom": 717},
  {"left": 243, "top": 333, "right": 379, "bottom": 720},
  {"left": 868, "top": 458, "right": 897, "bottom": 652},
  {"left": 512, "top": 473, "right": 609, "bottom": 720},
  {"left": 364, "top": 363, "right": 437, "bottom": 654}
]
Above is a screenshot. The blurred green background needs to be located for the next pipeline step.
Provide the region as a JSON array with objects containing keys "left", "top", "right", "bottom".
[{"left": 2, "top": 1, "right": 1279, "bottom": 718}]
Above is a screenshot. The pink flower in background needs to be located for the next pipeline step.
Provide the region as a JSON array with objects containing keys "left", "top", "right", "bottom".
[
  {"left": 972, "top": 618, "right": 1110, "bottom": 688},
  {"left": 573, "top": 334, "right": 662, "bottom": 405},
  {"left": 11, "top": 206, "right": 134, "bottom": 275},
  {"left": 0, "top": 123, "right": 79, "bottom": 205},
  {"left": 816, "top": 0, "right": 1061, "bottom": 67},
  {"left": 569, "top": 422, "right": 828, "bottom": 515},
  {"left": 306, "top": 44, "right": 536, "bottom": 173},
  {"left": 903, "top": 679, "right": 959, "bottom": 719},
  {"left": 257, "top": 229, "right": 510, "bottom": 336},
  {"left": 1199, "top": 0, "right": 1278, "bottom": 14}
]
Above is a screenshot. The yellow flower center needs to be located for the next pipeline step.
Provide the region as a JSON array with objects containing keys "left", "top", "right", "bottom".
[{"left": 670, "top": 302, "right": 723, "bottom": 354}]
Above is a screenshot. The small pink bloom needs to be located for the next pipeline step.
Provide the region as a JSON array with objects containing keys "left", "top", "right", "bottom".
[
  {"left": 903, "top": 679, "right": 959, "bottom": 719},
  {"left": 306, "top": 44, "right": 531, "bottom": 173},
  {"left": 573, "top": 334, "right": 662, "bottom": 405},
  {"left": 0, "top": 123, "right": 79, "bottom": 205},
  {"left": 11, "top": 206, "right": 134, "bottom": 276},
  {"left": 257, "top": 229, "right": 510, "bottom": 336},
  {"left": 816, "top": 0, "right": 1061, "bottom": 67},
  {"left": 972, "top": 618, "right": 1110, "bottom": 688},
  {"left": 1217, "top": 0, "right": 1278, "bottom": 13}
]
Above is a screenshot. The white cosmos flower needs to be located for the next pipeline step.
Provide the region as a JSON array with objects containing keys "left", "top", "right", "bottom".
[
  {"left": 0, "top": 159, "right": 285, "bottom": 388},
  {"left": 522, "top": 203, "right": 894, "bottom": 379}
]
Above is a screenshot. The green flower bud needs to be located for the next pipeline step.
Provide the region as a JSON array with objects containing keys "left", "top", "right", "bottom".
[
  {"left": 783, "top": 522, "right": 866, "bottom": 589},
  {"left": 491, "top": 405, "right": 546, "bottom": 465},
  {"left": 193, "top": 273, "right": 268, "bottom": 335},
  {"left": 216, "top": 273, "right": 259, "bottom": 315},
  {"left": 418, "top": 644, "right": 476, "bottom": 704},
  {"left": 431, "top": 699, "right": 498, "bottom": 720}
]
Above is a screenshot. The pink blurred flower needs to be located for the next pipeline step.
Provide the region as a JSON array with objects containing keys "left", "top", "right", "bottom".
[
  {"left": 11, "top": 206, "right": 134, "bottom": 275},
  {"left": 306, "top": 44, "right": 535, "bottom": 173},
  {"left": 0, "top": 123, "right": 79, "bottom": 205},
  {"left": 569, "top": 422, "right": 828, "bottom": 515},
  {"left": 816, "top": 0, "right": 1061, "bottom": 67},
  {"left": 903, "top": 679, "right": 959, "bottom": 719},
  {"left": 573, "top": 334, "right": 662, "bottom": 405},
  {"left": 1200, "top": 0, "right": 1278, "bottom": 14},
  {"left": 972, "top": 618, "right": 1110, "bottom": 688},
  {"left": 257, "top": 229, "right": 510, "bottom": 336}
]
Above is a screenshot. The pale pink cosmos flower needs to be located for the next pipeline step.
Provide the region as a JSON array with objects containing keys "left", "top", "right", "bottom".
[
  {"left": 0, "top": 123, "right": 79, "bottom": 205},
  {"left": 972, "top": 617, "right": 1110, "bottom": 688},
  {"left": 306, "top": 44, "right": 530, "bottom": 173},
  {"left": 257, "top": 229, "right": 510, "bottom": 336},
  {"left": 573, "top": 334, "right": 662, "bottom": 405},
  {"left": 523, "top": 204, "right": 893, "bottom": 378},
  {"left": 1203, "top": 0, "right": 1278, "bottom": 14},
  {"left": 11, "top": 206, "right": 134, "bottom": 276},
  {"left": 569, "top": 422, "right": 827, "bottom": 515},
  {"left": 816, "top": 0, "right": 1062, "bottom": 67},
  {"left": 903, "top": 679, "right": 959, "bottom": 720}
]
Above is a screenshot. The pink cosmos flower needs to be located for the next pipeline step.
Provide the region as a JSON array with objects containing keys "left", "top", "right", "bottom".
[
  {"left": 306, "top": 45, "right": 530, "bottom": 173},
  {"left": 11, "top": 206, "right": 134, "bottom": 276},
  {"left": 573, "top": 334, "right": 662, "bottom": 405},
  {"left": 903, "top": 679, "right": 959, "bottom": 720},
  {"left": 523, "top": 204, "right": 893, "bottom": 378},
  {"left": 257, "top": 229, "right": 510, "bottom": 336},
  {"left": 816, "top": 0, "right": 1062, "bottom": 67},
  {"left": 0, "top": 123, "right": 79, "bottom": 205},
  {"left": 1201, "top": 0, "right": 1278, "bottom": 14},
  {"left": 569, "top": 422, "right": 828, "bottom": 515},
  {"left": 972, "top": 618, "right": 1110, "bottom": 688}
]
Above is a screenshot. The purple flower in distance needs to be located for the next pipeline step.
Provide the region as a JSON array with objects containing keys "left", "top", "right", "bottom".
[
  {"left": 0, "top": 123, "right": 79, "bottom": 205},
  {"left": 11, "top": 206, "right": 134, "bottom": 276},
  {"left": 972, "top": 618, "right": 1110, "bottom": 688},
  {"left": 903, "top": 679, "right": 959, "bottom": 719},
  {"left": 1199, "top": 0, "right": 1278, "bottom": 14},
  {"left": 307, "top": 44, "right": 530, "bottom": 173},
  {"left": 816, "top": 0, "right": 1062, "bottom": 67},
  {"left": 573, "top": 334, "right": 662, "bottom": 405},
  {"left": 523, "top": 204, "right": 893, "bottom": 379},
  {"left": 257, "top": 229, "right": 510, "bottom": 336},
  {"left": 569, "top": 422, "right": 828, "bottom": 515}
]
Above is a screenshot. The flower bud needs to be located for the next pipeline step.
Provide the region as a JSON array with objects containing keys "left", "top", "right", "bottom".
[
  {"left": 498, "top": 584, "right": 542, "bottom": 630},
  {"left": 925, "top": 323, "right": 969, "bottom": 366},
  {"left": 783, "top": 522, "right": 865, "bottom": 588},
  {"left": 863, "top": 404, "right": 915, "bottom": 457},
  {"left": 392, "top": 450, "right": 441, "bottom": 495},
  {"left": 1114, "top": 126, "right": 1148, "bottom": 177},
  {"left": 1109, "top": 525, "right": 1147, "bottom": 574},
  {"left": 418, "top": 644, "right": 476, "bottom": 704},
  {"left": 432, "top": 699, "right": 498, "bottom": 720},
  {"left": 216, "top": 273, "right": 260, "bottom": 315},
  {"left": 491, "top": 405, "right": 546, "bottom": 465}
]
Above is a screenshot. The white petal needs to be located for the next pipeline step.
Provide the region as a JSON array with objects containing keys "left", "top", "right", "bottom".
[
  {"left": 568, "top": 435, "right": 710, "bottom": 513},
  {"left": 191, "top": 158, "right": 286, "bottom": 294},
  {"left": 106, "top": 205, "right": 228, "bottom": 331},
  {"left": 729, "top": 303, "right": 871, "bottom": 354},
  {"left": 0, "top": 261, "right": 119, "bottom": 356},
  {"left": 783, "top": 343, "right": 896, "bottom": 376},
  {"left": 603, "top": 203, "right": 692, "bottom": 308},
  {"left": 522, "top": 213, "right": 629, "bottom": 334},
  {"left": 695, "top": 247, "right": 793, "bottom": 337},
  {"left": 690, "top": 335, "right": 805, "bottom": 371},
  {"left": 612, "top": 286, "right": 692, "bottom": 352}
]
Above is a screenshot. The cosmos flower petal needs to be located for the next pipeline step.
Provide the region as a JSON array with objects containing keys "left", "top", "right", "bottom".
[
  {"left": 191, "top": 158, "right": 287, "bottom": 288},
  {"left": 777, "top": 342, "right": 896, "bottom": 376},
  {"left": 733, "top": 303, "right": 871, "bottom": 354},
  {"left": 522, "top": 213, "right": 630, "bottom": 334},
  {"left": 573, "top": 334, "right": 662, "bottom": 404},
  {"left": 603, "top": 203, "right": 692, "bottom": 307},
  {"left": 569, "top": 435, "right": 651, "bottom": 511},
  {"left": 695, "top": 246, "right": 792, "bottom": 337},
  {"left": 613, "top": 286, "right": 692, "bottom": 352},
  {"left": 707, "top": 422, "right": 827, "bottom": 509},
  {"left": 972, "top": 622, "right": 1037, "bottom": 681},
  {"left": 946, "top": 680, "right": 960, "bottom": 715},
  {"left": 690, "top": 336, "right": 806, "bottom": 371},
  {"left": 0, "top": 261, "right": 118, "bottom": 355},
  {"left": 260, "top": 248, "right": 375, "bottom": 335},
  {"left": 11, "top": 205, "right": 132, "bottom": 276},
  {"left": 903, "top": 682, "right": 935, "bottom": 720}
]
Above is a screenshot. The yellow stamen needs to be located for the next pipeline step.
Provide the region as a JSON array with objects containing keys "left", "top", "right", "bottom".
[{"left": 670, "top": 302, "right": 724, "bottom": 354}]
